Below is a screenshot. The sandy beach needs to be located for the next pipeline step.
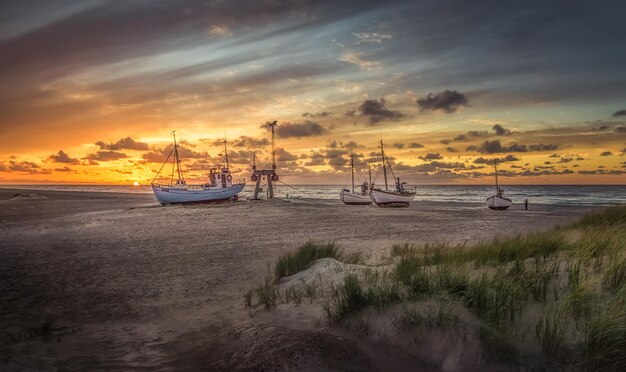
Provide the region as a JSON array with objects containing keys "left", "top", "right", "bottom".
[{"left": 0, "top": 188, "right": 600, "bottom": 371}]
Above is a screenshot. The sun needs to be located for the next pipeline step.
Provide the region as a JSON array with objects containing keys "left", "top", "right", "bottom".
[{"left": 133, "top": 181, "right": 140, "bottom": 186}]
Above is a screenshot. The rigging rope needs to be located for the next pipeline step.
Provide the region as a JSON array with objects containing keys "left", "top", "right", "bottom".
[{"left": 151, "top": 146, "right": 175, "bottom": 184}]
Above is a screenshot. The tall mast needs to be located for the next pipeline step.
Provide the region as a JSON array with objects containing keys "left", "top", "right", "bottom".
[
  {"left": 172, "top": 130, "right": 183, "bottom": 183},
  {"left": 380, "top": 139, "right": 388, "bottom": 190},
  {"left": 252, "top": 152, "right": 256, "bottom": 171},
  {"left": 268, "top": 121, "right": 277, "bottom": 170},
  {"left": 350, "top": 153, "right": 355, "bottom": 193},
  {"left": 494, "top": 159, "right": 499, "bottom": 194},
  {"left": 222, "top": 138, "right": 230, "bottom": 169},
  {"left": 368, "top": 163, "right": 372, "bottom": 186}
]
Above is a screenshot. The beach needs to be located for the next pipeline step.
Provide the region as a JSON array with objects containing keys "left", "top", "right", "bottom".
[{"left": 0, "top": 188, "right": 601, "bottom": 371}]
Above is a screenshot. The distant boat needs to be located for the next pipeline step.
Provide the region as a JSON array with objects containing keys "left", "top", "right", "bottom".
[
  {"left": 151, "top": 132, "right": 244, "bottom": 205},
  {"left": 340, "top": 155, "right": 372, "bottom": 205},
  {"left": 486, "top": 159, "right": 512, "bottom": 210},
  {"left": 369, "top": 139, "right": 415, "bottom": 207}
]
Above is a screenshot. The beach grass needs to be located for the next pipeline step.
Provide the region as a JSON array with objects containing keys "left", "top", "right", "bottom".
[
  {"left": 253, "top": 206, "right": 626, "bottom": 369},
  {"left": 273, "top": 241, "right": 341, "bottom": 280}
]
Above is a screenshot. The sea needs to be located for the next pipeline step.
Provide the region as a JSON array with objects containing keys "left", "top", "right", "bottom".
[{"left": 2, "top": 184, "right": 625, "bottom": 206}]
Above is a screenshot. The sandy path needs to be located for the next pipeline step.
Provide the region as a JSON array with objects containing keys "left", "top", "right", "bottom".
[{"left": 0, "top": 189, "right": 597, "bottom": 370}]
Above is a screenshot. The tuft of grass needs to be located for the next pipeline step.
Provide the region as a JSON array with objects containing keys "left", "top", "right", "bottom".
[
  {"left": 536, "top": 304, "right": 567, "bottom": 356},
  {"left": 602, "top": 258, "right": 626, "bottom": 292},
  {"left": 274, "top": 241, "right": 340, "bottom": 280},
  {"left": 324, "top": 274, "right": 368, "bottom": 322},
  {"left": 573, "top": 206, "right": 626, "bottom": 228},
  {"left": 584, "top": 302, "right": 626, "bottom": 371},
  {"left": 255, "top": 275, "right": 278, "bottom": 309},
  {"left": 243, "top": 289, "right": 253, "bottom": 308}
]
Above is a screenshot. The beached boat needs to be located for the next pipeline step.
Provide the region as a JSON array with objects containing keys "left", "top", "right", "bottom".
[
  {"left": 369, "top": 140, "right": 415, "bottom": 207},
  {"left": 486, "top": 159, "right": 512, "bottom": 210},
  {"left": 151, "top": 132, "right": 244, "bottom": 205},
  {"left": 340, "top": 155, "right": 372, "bottom": 205}
]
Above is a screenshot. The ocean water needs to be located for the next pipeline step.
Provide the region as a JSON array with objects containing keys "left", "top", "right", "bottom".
[{"left": 2, "top": 184, "right": 625, "bottom": 206}]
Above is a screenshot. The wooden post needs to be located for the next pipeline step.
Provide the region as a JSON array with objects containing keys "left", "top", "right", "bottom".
[{"left": 268, "top": 175, "right": 274, "bottom": 199}]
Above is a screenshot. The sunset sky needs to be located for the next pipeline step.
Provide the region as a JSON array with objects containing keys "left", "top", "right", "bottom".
[{"left": 1, "top": 0, "right": 625, "bottom": 185}]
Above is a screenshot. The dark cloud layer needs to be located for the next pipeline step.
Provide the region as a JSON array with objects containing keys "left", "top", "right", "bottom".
[
  {"left": 477, "top": 140, "right": 558, "bottom": 154},
  {"left": 357, "top": 98, "right": 405, "bottom": 124},
  {"left": 276, "top": 120, "right": 327, "bottom": 138},
  {"left": 96, "top": 137, "right": 149, "bottom": 151},
  {"left": 48, "top": 150, "right": 80, "bottom": 164},
  {"left": 417, "top": 90, "right": 468, "bottom": 113},
  {"left": 612, "top": 109, "right": 626, "bottom": 118}
]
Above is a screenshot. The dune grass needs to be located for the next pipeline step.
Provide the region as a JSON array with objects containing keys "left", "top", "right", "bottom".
[
  {"left": 251, "top": 206, "right": 625, "bottom": 369},
  {"left": 325, "top": 206, "right": 626, "bottom": 369},
  {"left": 273, "top": 241, "right": 341, "bottom": 280}
]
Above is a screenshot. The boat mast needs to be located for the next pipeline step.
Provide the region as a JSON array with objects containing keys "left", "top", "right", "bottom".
[
  {"left": 368, "top": 163, "right": 372, "bottom": 187},
  {"left": 350, "top": 153, "right": 355, "bottom": 193},
  {"left": 222, "top": 138, "right": 230, "bottom": 170},
  {"left": 172, "top": 131, "right": 183, "bottom": 184},
  {"left": 494, "top": 159, "right": 499, "bottom": 195},
  {"left": 380, "top": 139, "right": 388, "bottom": 190}
]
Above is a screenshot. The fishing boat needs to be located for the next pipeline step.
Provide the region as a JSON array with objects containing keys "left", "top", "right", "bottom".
[
  {"left": 340, "top": 155, "right": 372, "bottom": 205},
  {"left": 369, "top": 140, "right": 415, "bottom": 207},
  {"left": 486, "top": 159, "right": 512, "bottom": 210},
  {"left": 151, "top": 132, "right": 245, "bottom": 205}
]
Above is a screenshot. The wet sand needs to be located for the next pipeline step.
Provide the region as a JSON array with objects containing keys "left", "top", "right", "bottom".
[{"left": 0, "top": 188, "right": 598, "bottom": 371}]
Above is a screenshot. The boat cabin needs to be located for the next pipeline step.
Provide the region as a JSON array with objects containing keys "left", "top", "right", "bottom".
[{"left": 207, "top": 167, "right": 234, "bottom": 189}]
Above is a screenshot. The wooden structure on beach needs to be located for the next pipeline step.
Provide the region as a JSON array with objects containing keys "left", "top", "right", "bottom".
[{"left": 250, "top": 121, "right": 279, "bottom": 200}]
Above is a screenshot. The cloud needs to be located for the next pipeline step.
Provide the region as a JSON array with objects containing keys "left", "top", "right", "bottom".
[
  {"left": 275, "top": 147, "right": 298, "bottom": 162},
  {"left": 353, "top": 32, "right": 392, "bottom": 44},
  {"left": 357, "top": 98, "right": 405, "bottom": 125},
  {"left": 393, "top": 143, "right": 404, "bottom": 149},
  {"left": 230, "top": 136, "right": 269, "bottom": 148},
  {"left": 85, "top": 151, "right": 128, "bottom": 161},
  {"left": 446, "top": 147, "right": 458, "bottom": 152},
  {"left": 453, "top": 134, "right": 468, "bottom": 141},
  {"left": 339, "top": 51, "right": 380, "bottom": 70},
  {"left": 302, "top": 111, "right": 331, "bottom": 118},
  {"left": 612, "top": 109, "right": 626, "bottom": 118},
  {"left": 417, "top": 90, "right": 468, "bottom": 113},
  {"left": 48, "top": 150, "right": 81, "bottom": 164},
  {"left": 473, "top": 155, "right": 520, "bottom": 164},
  {"left": 468, "top": 130, "right": 489, "bottom": 137},
  {"left": 466, "top": 145, "right": 478, "bottom": 152},
  {"left": 142, "top": 145, "right": 209, "bottom": 163},
  {"left": 419, "top": 152, "right": 443, "bottom": 160},
  {"left": 492, "top": 124, "right": 512, "bottom": 136},
  {"left": 408, "top": 143, "right": 424, "bottom": 149},
  {"left": 478, "top": 140, "right": 558, "bottom": 154},
  {"left": 275, "top": 120, "right": 328, "bottom": 138},
  {"left": 96, "top": 137, "right": 149, "bottom": 151},
  {"left": 2, "top": 160, "right": 51, "bottom": 174},
  {"left": 440, "top": 139, "right": 452, "bottom": 145},
  {"left": 615, "top": 126, "right": 626, "bottom": 132},
  {"left": 209, "top": 25, "right": 232, "bottom": 38},
  {"left": 600, "top": 151, "right": 613, "bottom": 156}
]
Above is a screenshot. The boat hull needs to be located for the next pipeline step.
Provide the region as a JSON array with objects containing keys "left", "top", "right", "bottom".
[
  {"left": 152, "top": 183, "right": 245, "bottom": 205},
  {"left": 486, "top": 195, "right": 512, "bottom": 210},
  {"left": 370, "top": 189, "right": 415, "bottom": 207},
  {"left": 340, "top": 190, "right": 372, "bottom": 205}
]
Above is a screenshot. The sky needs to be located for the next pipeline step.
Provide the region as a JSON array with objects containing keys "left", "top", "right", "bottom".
[{"left": 1, "top": 0, "right": 625, "bottom": 185}]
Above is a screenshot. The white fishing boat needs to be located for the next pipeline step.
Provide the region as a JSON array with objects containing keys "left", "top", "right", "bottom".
[
  {"left": 340, "top": 155, "right": 372, "bottom": 205},
  {"left": 486, "top": 159, "right": 512, "bottom": 210},
  {"left": 369, "top": 139, "right": 415, "bottom": 207},
  {"left": 151, "top": 132, "right": 244, "bottom": 205}
]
